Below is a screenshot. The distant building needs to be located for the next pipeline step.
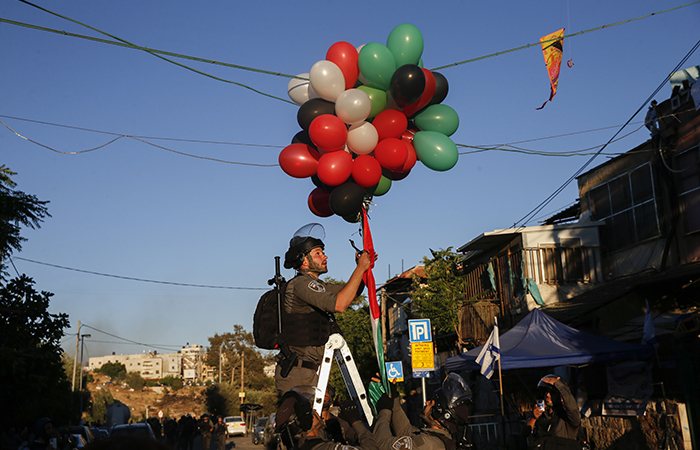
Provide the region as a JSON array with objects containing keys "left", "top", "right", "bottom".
[{"left": 89, "top": 345, "right": 205, "bottom": 381}]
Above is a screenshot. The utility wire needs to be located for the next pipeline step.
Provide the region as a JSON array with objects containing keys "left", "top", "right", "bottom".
[
  {"left": 12, "top": 256, "right": 268, "bottom": 291},
  {"left": 512, "top": 38, "right": 700, "bottom": 229},
  {"left": 14, "top": 0, "right": 295, "bottom": 105},
  {"left": 81, "top": 324, "right": 184, "bottom": 352},
  {"left": 430, "top": 1, "right": 700, "bottom": 71}
]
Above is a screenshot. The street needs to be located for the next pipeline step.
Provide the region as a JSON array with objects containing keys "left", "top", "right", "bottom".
[{"left": 192, "top": 433, "right": 261, "bottom": 450}]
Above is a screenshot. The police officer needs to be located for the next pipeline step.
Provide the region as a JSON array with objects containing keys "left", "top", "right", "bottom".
[
  {"left": 524, "top": 374, "right": 581, "bottom": 449},
  {"left": 373, "top": 373, "right": 473, "bottom": 450},
  {"left": 198, "top": 414, "right": 214, "bottom": 450},
  {"left": 275, "top": 223, "right": 373, "bottom": 394},
  {"left": 275, "top": 386, "right": 379, "bottom": 450}
]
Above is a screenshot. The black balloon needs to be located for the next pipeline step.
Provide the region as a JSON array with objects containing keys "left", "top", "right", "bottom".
[
  {"left": 329, "top": 181, "right": 365, "bottom": 217},
  {"left": 297, "top": 98, "right": 336, "bottom": 131},
  {"left": 389, "top": 64, "right": 426, "bottom": 108},
  {"left": 292, "top": 129, "right": 314, "bottom": 146},
  {"left": 428, "top": 71, "right": 449, "bottom": 106},
  {"left": 311, "top": 174, "right": 335, "bottom": 192}
]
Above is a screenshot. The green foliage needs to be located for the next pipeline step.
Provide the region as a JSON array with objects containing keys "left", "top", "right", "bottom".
[
  {"left": 125, "top": 371, "right": 145, "bottom": 390},
  {"left": 87, "top": 389, "right": 115, "bottom": 425},
  {"left": 0, "top": 166, "right": 50, "bottom": 281},
  {"left": 0, "top": 275, "right": 78, "bottom": 428},
  {"left": 204, "top": 383, "right": 239, "bottom": 417},
  {"left": 97, "top": 362, "right": 127, "bottom": 381},
  {"left": 411, "top": 248, "right": 468, "bottom": 338},
  {"left": 160, "top": 376, "right": 184, "bottom": 391}
]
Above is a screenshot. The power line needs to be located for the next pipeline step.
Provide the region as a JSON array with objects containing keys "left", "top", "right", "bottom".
[
  {"left": 430, "top": 1, "right": 700, "bottom": 71},
  {"left": 81, "top": 324, "right": 185, "bottom": 352},
  {"left": 12, "top": 256, "right": 268, "bottom": 291},
  {"left": 13, "top": 1, "right": 295, "bottom": 105}
]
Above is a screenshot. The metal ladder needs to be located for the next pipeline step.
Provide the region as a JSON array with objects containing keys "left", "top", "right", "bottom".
[{"left": 312, "top": 333, "right": 374, "bottom": 426}]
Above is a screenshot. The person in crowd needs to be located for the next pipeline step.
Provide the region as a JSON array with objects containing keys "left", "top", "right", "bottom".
[
  {"left": 274, "top": 386, "right": 379, "bottom": 450},
  {"left": 523, "top": 374, "right": 581, "bottom": 450},
  {"left": 275, "top": 223, "right": 373, "bottom": 394},
  {"left": 213, "top": 416, "right": 227, "bottom": 450},
  {"left": 372, "top": 373, "right": 473, "bottom": 450},
  {"left": 198, "top": 414, "right": 214, "bottom": 450}
]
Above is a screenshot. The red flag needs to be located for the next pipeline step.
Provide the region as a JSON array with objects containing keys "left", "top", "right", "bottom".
[{"left": 537, "top": 28, "right": 564, "bottom": 110}]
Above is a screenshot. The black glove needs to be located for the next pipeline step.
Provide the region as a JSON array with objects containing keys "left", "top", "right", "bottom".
[
  {"left": 389, "top": 381, "right": 399, "bottom": 399},
  {"left": 339, "top": 400, "right": 361, "bottom": 425},
  {"left": 376, "top": 394, "right": 393, "bottom": 412}
]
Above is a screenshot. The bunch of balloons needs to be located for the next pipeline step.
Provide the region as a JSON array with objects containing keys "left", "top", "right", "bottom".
[{"left": 278, "top": 24, "right": 460, "bottom": 221}]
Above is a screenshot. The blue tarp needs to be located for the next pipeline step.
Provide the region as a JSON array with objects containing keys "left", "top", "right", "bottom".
[{"left": 445, "top": 309, "right": 655, "bottom": 371}]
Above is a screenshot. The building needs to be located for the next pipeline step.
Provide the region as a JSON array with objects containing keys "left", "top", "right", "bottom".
[{"left": 88, "top": 345, "right": 208, "bottom": 381}]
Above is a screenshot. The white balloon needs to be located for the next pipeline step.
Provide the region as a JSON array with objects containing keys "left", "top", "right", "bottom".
[
  {"left": 335, "top": 89, "right": 372, "bottom": 125},
  {"left": 309, "top": 60, "right": 345, "bottom": 102},
  {"left": 347, "top": 121, "right": 378, "bottom": 155},
  {"left": 287, "top": 73, "right": 311, "bottom": 105}
]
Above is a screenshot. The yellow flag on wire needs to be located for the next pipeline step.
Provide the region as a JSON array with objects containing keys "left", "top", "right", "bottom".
[{"left": 537, "top": 28, "right": 564, "bottom": 110}]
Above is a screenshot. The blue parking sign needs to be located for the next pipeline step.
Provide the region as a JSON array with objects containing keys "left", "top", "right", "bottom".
[
  {"left": 408, "top": 319, "right": 432, "bottom": 342},
  {"left": 385, "top": 361, "right": 404, "bottom": 382}
]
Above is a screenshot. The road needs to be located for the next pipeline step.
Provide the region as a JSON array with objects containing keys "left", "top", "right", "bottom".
[{"left": 194, "top": 432, "right": 262, "bottom": 450}]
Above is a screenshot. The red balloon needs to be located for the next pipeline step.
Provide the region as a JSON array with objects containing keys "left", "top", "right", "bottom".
[
  {"left": 403, "top": 69, "right": 436, "bottom": 117},
  {"left": 372, "top": 109, "right": 408, "bottom": 141},
  {"left": 326, "top": 41, "right": 359, "bottom": 90},
  {"left": 396, "top": 139, "right": 417, "bottom": 173},
  {"left": 317, "top": 150, "right": 353, "bottom": 186},
  {"left": 278, "top": 143, "right": 321, "bottom": 178},
  {"left": 308, "top": 187, "right": 334, "bottom": 217},
  {"left": 374, "top": 138, "right": 408, "bottom": 171},
  {"left": 309, "top": 114, "right": 348, "bottom": 152},
  {"left": 352, "top": 155, "right": 382, "bottom": 187}
]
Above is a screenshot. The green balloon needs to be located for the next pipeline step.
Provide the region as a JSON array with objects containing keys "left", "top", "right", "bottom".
[
  {"left": 414, "top": 104, "right": 460, "bottom": 136},
  {"left": 366, "top": 175, "right": 392, "bottom": 196},
  {"left": 358, "top": 43, "right": 396, "bottom": 91},
  {"left": 357, "top": 85, "right": 388, "bottom": 119},
  {"left": 386, "top": 24, "right": 424, "bottom": 67},
  {"left": 413, "top": 131, "right": 459, "bottom": 172}
]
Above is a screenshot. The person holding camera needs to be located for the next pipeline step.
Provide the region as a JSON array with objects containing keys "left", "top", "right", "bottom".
[
  {"left": 523, "top": 375, "right": 581, "bottom": 450},
  {"left": 274, "top": 223, "right": 374, "bottom": 395}
]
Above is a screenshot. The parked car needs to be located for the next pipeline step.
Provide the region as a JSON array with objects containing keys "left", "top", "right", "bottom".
[
  {"left": 63, "top": 426, "right": 95, "bottom": 444},
  {"left": 109, "top": 423, "right": 156, "bottom": 440},
  {"left": 252, "top": 417, "right": 268, "bottom": 445},
  {"left": 224, "top": 416, "right": 246, "bottom": 437},
  {"left": 263, "top": 413, "right": 278, "bottom": 450},
  {"left": 71, "top": 434, "right": 87, "bottom": 449}
]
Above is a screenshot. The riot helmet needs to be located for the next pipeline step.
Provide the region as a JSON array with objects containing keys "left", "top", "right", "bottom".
[
  {"left": 284, "top": 223, "right": 326, "bottom": 270},
  {"left": 430, "top": 373, "right": 473, "bottom": 431},
  {"left": 537, "top": 374, "right": 561, "bottom": 403},
  {"left": 274, "top": 386, "right": 320, "bottom": 449}
]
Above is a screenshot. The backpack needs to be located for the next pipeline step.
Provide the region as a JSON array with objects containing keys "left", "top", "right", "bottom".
[{"left": 253, "top": 281, "right": 288, "bottom": 350}]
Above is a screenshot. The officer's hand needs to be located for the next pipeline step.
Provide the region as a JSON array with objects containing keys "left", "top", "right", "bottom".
[
  {"left": 356, "top": 251, "right": 374, "bottom": 272},
  {"left": 376, "top": 394, "right": 393, "bottom": 412},
  {"left": 540, "top": 376, "right": 559, "bottom": 385},
  {"left": 339, "top": 400, "right": 362, "bottom": 425}
]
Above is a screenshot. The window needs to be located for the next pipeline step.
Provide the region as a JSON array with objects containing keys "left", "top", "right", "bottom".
[
  {"left": 528, "top": 245, "right": 589, "bottom": 284},
  {"left": 587, "top": 163, "right": 660, "bottom": 251},
  {"left": 675, "top": 146, "right": 700, "bottom": 233}
]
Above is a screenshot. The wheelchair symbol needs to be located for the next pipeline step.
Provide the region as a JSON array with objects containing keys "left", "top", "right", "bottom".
[{"left": 388, "top": 366, "right": 400, "bottom": 378}]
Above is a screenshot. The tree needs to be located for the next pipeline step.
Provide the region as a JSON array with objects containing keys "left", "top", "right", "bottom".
[
  {"left": 97, "top": 362, "right": 127, "bottom": 381},
  {"left": 0, "top": 165, "right": 50, "bottom": 281},
  {"left": 411, "top": 248, "right": 468, "bottom": 346},
  {"left": 0, "top": 275, "right": 78, "bottom": 428},
  {"left": 125, "top": 371, "right": 145, "bottom": 390}
]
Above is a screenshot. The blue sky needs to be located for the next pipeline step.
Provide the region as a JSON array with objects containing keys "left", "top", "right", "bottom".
[{"left": 2, "top": 0, "right": 699, "bottom": 360}]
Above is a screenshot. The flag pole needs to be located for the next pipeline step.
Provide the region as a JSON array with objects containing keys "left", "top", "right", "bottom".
[{"left": 496, "top": 317, "right": 504, "bottom": 417}]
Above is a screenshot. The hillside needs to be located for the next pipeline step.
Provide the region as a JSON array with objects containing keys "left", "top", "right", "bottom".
[{"left": 88, "top": 373, "right": 207, "bottom": 420}]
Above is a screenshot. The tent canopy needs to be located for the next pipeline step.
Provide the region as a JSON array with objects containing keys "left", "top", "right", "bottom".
[{"left": 445, "top": 309, "right": 655, "bottom": 371}]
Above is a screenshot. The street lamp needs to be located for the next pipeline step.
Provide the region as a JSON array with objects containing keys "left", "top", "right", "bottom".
[
  {"left": 219, "top": 342, "right": 224, "bottom": 384},
  {"left": 78, "top": 333, "right": 91, "bottom": 421},
  {"left": 78, "top": 334, "right": 91, "bottom": 391}
]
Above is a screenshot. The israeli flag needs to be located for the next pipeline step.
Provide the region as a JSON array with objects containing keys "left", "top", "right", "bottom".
[{"left": 476, "top": 318, "right": 500, "bottom": 379}]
